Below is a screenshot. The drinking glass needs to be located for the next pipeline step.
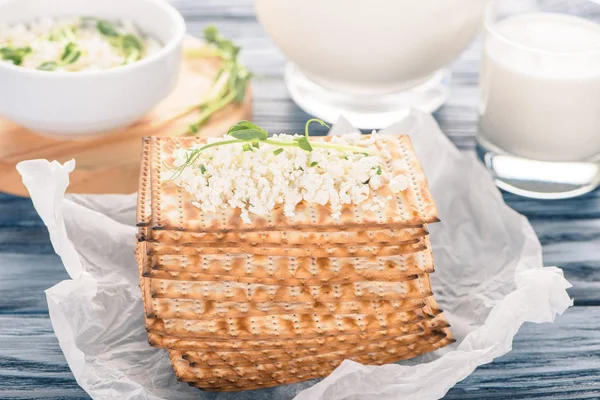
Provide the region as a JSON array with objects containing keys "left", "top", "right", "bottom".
[{"left": 477, "top": 0, "right": 600, "bottom": 199}]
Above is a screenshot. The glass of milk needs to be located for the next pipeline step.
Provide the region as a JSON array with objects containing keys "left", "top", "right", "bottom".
[
  {"left": 255, "top": 0, "right": 489, "bottom": 129},
  {"left": 477, "top": 0, "right": 600, "bottom": 199}
]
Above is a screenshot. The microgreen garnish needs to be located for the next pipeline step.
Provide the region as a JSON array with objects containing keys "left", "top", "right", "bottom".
[
  {"left": 0, "top": 46, "right": 31, "bottom": 66},
  {"left": 97, "top": 19, "right": 145, "bottom": 64},
  {"left": 38, "top": 42, "right": 81, "bottom": 71},
  {"left": 310, "top": 161, "right": 318, "bottom": 167},
  {"left": 200, "top": 164, "right": 207, "bottom": 174},
  {"left": 228, "top": 120, "right": 268, "bottom": 141},
  {"left": 48, "top": 22, "right": 77, "bottom": 42},
  {"left": 97, "top": 20, "right": 120, "bottom": 37},
  {"left": 375, "top": 166, "right": 382, "bottom": 175},
  {"left": 203, "top": 25, "right": 240, "bottom": 60},
  {"left": 61, "top": 42, "right": 82, "bottom": 64},
  {"left": 1, "top": 18, "right": 153, "bottom": 71},
  {"left": 168, "top": 119, "right": 376, "bottom": 180},
  {"left": 37, "top": 61, "right": 58, "bottom": 71},
  {"left": 122, "top": 34, "right": 143, "bottom": 63},
  {"left": 157, "top": 25, "right": 251, "bottom": 135},
  {"left": 297, "top": 137, "right": 313, "bottom": 152},
  {"left": 305, "top": 118, "right": 329, "bottom": 137}
]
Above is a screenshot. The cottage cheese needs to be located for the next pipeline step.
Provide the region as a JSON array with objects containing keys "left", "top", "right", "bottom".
[
  {"left": 170, "top": 133, "right": 408, "bottom": 223},
  {"left": 0, "top": 17, "right": 161, "bottom": 71}
]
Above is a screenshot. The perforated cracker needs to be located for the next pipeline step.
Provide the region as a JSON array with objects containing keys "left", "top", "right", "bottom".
[
  {"left": 138, "top": 242, "right": 434, "bottom": 287},
  {"left": 176, "top": 330, "right": 447, "bottom": 367},
  {"left": 147, "top": 313, "right": 450, "bottom": 351},
  {"left": 137, "top": 137, "right": 431, "bottom": 246},
  {"left": 145, "top": 239, "right": 426, "bottom": 257},
  {"left": 146, "top": 244, "right": 435, "bottom": 281},
  {"left": 172, "top": 334, "right": 454, "bottom": 387},
  {"left": 137, "top": 137, "right": 152, "bottom": 228},
  {"left": 146, "top": 274, "right": 433, "bottom": 303},
  {"left": 145, "top": 268, "right": 424, "bottom": 286},
  {"left": 136, "top": 148, "right": 430, "bottom": 245},
  {"left": 148, "top": 135, "right": 438, "bottom": 233},
  {"left": 172, "top": 331, "right": 450, "bottom": 378},
  {"left": 146, "top": 295, "right": 427, "bottom": 320},
  {"left": 135, "top": 133, "right": 453, "bottom": 392},
  {"left": 145, "top": 307, "right": 434, "bottom": 340},
  {"left": 144, "top": 226, "right": 429, "bottom": 247},
  {"left": 165, "top": 296, "right": 449, "bottom": 366}
]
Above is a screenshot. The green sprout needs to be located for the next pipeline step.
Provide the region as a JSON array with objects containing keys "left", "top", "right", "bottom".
[
  {"left": 61, "top": 42, "right": 82, "bottom": 64},
  {"left": 158, "top": 25, "right": 251, "bottom": 136},
  {"left": 122, "top": 34, "right": 144, "bottom": 63},
  {"left": 0, "top": 46, "right": 32, "bottom": 66},
  {"left": 97, "top": 19, "right": 145, "bottom": 64},
  {"left": 48, "top": 22, "right": 77, "bottom": 42},
  {"left": 37, "top": 21, "right": 80, "bottom": 69},
  {"left": 97, "top": 20, "right": 120, "bottom": 37},
  {"left": 37, "top": 42, "right": 82, "bottom": 71},
  {"left": 168, "top": 119, "right": 376, "bottom": 180},
  {"left": 37, "top": 61, "right": 58, "bottom": 71}
]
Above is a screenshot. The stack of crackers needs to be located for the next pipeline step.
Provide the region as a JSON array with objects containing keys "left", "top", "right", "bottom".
[{"left": 136, "top": 135, "right": 454, "bottom": 392}]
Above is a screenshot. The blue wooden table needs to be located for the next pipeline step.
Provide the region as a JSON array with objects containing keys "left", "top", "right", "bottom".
[{"left": 2, "top": 1, "right": 600, "bottom": 399}]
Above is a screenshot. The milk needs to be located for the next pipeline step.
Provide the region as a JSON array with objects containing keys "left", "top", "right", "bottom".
[
  {"left": 255, "top": 0, "right": 488, "bottom": 95},
  {"left": 479, "top": 13, "right": 600, "bottom": 162}
]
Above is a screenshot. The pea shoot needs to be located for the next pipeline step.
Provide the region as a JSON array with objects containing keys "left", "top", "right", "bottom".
[
  {"left": 37, "top": 61, "right": 58, "bottom": 71},
  {"left": 48, "top": 23, "right": 77, "bottom": 42},
  {"left": 97, "top": 20, "right": 120, "bottom": 37},
  {"left": 37, "top": 41, "right": 82, "bottom": 71},
  {"left": 36, "top": 20, "right": 81, "bottom": 70},
  {"left": 0, "top": 46, "right": 31, "bottom": 66},
  {"left": 122, "top": 34, "right": 144, "bottom": 64},
  {"left": 61, "top": 42, "right": 82, "bottom": 64},
  {"left": 157, "top": 25, "right": 251, "bottom": 136},
  {"left": 97, "top": 19, "right": 145, "bottom": 64},
  {"left": 169, "top": 119, "right": 376, "bottom": 180}
]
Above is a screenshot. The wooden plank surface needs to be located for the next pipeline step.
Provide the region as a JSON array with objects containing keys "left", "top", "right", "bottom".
[
  {"left": 1, "top": 0, "right": 599, "bottom": 399},
  {"left": 1, "top": 310, "right": 598, "bottom": 400}
]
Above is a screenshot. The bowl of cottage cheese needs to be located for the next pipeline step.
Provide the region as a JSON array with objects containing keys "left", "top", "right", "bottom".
[{"left": 0, "top": 0, "right": 186, "bottom": 138}]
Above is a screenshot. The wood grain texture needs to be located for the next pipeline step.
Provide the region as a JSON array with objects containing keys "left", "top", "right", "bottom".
[
  {"left": 0, "top": 0, "right": 599, "bottom": 398},
  {"left": 0, "top": 309, "right": 598, "bottom": 400},
  {"left": 0, "top": 36, "right": 252, "bottom": 197}
]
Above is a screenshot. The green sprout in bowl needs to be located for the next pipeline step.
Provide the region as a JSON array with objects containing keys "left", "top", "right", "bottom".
[
  {"left": 0, "top": 46, "right": 32, "bottom": 66},
  {"left": 96, "top": 19, "right": 145, "bottom": 64}
]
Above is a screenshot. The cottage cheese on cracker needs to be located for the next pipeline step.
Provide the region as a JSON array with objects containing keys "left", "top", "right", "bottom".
[{"left": 170, "top": 133, "right": 407, "bottom": 223}]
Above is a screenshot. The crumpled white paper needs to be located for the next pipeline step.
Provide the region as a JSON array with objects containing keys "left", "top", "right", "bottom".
[{"left": 17, "top": 111, "right": 572, "bottom": 400}]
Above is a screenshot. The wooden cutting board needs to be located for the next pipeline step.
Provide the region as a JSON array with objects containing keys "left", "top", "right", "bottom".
[{"left": 0, "top": 35, "right": 252, "bottom": 196}]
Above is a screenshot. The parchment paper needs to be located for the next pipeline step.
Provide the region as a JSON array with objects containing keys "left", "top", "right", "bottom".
[{"left": 16, "top": 110, "right": 572, "bottom": 400}]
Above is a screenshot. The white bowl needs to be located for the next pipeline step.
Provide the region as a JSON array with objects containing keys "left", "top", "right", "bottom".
[
  {"left": 255, "top": 0, "right": 488, "bottom": 95},
  {"left": 0, "top": 0, "right": 186, "bottom": 138}
]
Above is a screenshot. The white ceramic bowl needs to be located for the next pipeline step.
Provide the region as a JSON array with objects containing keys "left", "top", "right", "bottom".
[
  {"left": 0, "top": 0, "right": 186, "bottom": 138},
  {"left": 255, "top": 0, "right": 489, "bottom": 95}
]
